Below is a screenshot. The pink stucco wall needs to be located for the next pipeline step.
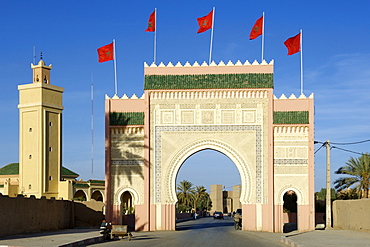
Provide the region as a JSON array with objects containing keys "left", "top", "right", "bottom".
[
  {"left": 243, "top": 204, "right": 256, "bottom": 231},
  {"left": 273, "top": 97, "right": 313, "bottom": 111},
  {"left": 108, "top": 98, "right": 146, "bottom": 112}
]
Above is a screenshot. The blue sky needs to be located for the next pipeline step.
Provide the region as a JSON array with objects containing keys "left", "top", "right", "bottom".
[{"left": 1, "top": 1, "right": 370, "bottom": 193}]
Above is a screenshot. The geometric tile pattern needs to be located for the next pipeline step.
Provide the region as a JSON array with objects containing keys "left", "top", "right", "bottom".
[
  {"left": 154, "top": 125, "right": 262, "bottom": 203},
  {"left": 274, "top": 159, "right": 308, "bottom": 165},
  {"left": 112, "top": 160, "right": 145, "bottom": 166}
]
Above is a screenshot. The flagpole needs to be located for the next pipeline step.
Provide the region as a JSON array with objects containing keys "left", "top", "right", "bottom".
[
  {"left": 261, "top": 12, "right": 265, "bottom": 62},
  {"left": 300, "top": 29, "right": 303, "bottom": 95},
  {"left": 154, "top": 8, "right": 157, "bottom": 64},
  {"left": 209, "top": 7, "right": 215, "bottom": 64},
  {"left": 113, "top": 39, "right": 118, "bottom": 95}
]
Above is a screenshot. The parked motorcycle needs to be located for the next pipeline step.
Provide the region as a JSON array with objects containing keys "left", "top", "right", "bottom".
[{"left": 100, "top": 220, "right": 111, "bottom": 240}]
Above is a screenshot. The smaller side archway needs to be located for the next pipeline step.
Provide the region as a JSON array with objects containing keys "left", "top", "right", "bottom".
[
  {"left": 278, "top": 187, "right": 303, "bottom": 233},
  {"left": 282, "top": 190, "right": 297, "bottom": 233},
  {"left": 121, "top": 191, "right": 134, "bottom": 214},
  {"left": 119, "top": 190, "right": 136, "bottom": 229},
  {"left": 113, "top": 187, "right": 140, "bottom": 226}
]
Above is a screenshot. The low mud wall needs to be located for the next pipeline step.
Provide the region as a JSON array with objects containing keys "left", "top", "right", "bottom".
[
  {"left": 0, "top": 195, "right": 105, "bottom": 237},
  {"left": 333, "top": 199, "right": 370, "bottom": 231},
  {"left": 74, "top": 200, "right": 105, "bottom": 227},
  {"left": 0, "top": 195, "right": 73, "bottom": 236}
]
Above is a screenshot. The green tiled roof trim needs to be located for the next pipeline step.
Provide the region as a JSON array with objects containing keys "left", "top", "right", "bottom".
[
  {"left": 0, "top": 184, "right": 4, "bottom": 188},
  {"left": 144, "top": 73, "right": 273, "bottom": 90},
  {"left": 0, "top": 163, "right": 19, "bottom": 175},
  {"left": 61, "top": 166, "right": 79, "bottom": 177},
  {"left": 110, "top": 112, "right": 144, "bottom": 126},
  {"left": 88, "top": 179, "right": 105, "bottom": 184},
  {"left": 273, "top": 111, "right": 309, "bottom": 124},
  {"left": 74, "top": 183, "right": 89, "bottom": 188},
  {"left": 0, "top": 163, "right": 79, "bottom": 177}
]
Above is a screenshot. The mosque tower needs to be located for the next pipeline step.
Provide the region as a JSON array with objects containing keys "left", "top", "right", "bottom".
[{"left": 18, "top": 57, "right": 64, "bottom": 198}]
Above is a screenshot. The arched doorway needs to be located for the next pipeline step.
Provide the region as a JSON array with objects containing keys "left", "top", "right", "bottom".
[
  {"left": 283, "top": 190, "right": 298, "bottom": 233},
  {"left": 165, "top": 140, "right": 251, "bottom": 231},
  {"left": 91, "top": 190, "right": 103, "bottom": 201},
  {"left": 176, "top": 149, "right": 241, "bottom": 219},
  {"left": 73, "top": 190, "right": 87, "bottom": 201},
  {"left": 121, "top": 191, "right": 135, "bottom": 229}
]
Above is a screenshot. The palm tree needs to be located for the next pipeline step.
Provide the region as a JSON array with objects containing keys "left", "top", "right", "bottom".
[
  {"left": 334, "top": 153, "right": 370, "bottom": 198},
  {"left": 193, "top": 185, "right": 208, "bottom": 212},
  {"left": 176, "top": 180, "right": 195, "bottom": 212}
]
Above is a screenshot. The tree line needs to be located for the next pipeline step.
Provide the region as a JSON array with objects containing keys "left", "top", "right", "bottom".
[
  {"left": 176, "top": 180, "right": 212, "bottom": 213},
  {"left": 334, "top": 153, "right": 370, "bottom": 199}
]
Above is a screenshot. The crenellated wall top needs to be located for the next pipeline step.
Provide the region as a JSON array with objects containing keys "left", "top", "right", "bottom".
[
  {"left": 273, "top": 93, "right": 314, "bottom": 99},
  {"left": 105, "top": 93, "right": 145, "bottom": 100},
  {"left": 105, "top": 92, "right": 314, "bottom": 100},
  {"left": 144, "top": 59, "right": 273, "bottom": 75}
]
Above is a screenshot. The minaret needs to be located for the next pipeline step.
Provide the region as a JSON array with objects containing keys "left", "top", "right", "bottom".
[{"left": 18, "top": 58, "right": 64, "bottom": 198}]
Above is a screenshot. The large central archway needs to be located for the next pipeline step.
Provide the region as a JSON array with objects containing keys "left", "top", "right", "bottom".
[
  {"left": 167, "top": 139, "right": 252, "bottom": 206},
  {"left": 152, "top": 124, "right": 263, "bottom": 231},
  {"left": 175, "top": 148, "right": 242, "bottom": 223}
]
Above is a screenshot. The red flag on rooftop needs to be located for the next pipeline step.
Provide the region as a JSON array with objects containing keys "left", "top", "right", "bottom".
[
  {"left": 145, "top": 10, "right": 156, "bottom": 32},
  {"left": 97, "top": 42, "right": 114, "bottom": 63},
  {"left": 249, "top": 15, "right": 263, "bottom": 40},
  {"left": 284, "top": 33, "right": 301, "bottom": 55},
  {"left": 197, "top": 10, "right": 213, "bottom": 33}
]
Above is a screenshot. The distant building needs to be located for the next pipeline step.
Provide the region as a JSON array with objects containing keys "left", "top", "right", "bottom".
[
  {"left": 0, "top": 59, "right": 104, "bottom": 201},
  {"left": 210, "top": 184, "right": 242, "bottom": 213}
]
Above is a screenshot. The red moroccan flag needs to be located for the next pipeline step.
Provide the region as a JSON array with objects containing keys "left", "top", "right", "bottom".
[
  {"left": 97, "top": 43, "right": 114, "bottom": 63},
  {"left": 197, "top": 10, "right": 213, "bottom": 33},
  {"left": 249, "top": 16, "right": 263, "bottom": 40},
  {"left": 145, "top": 10, "right": 156, "bottom": 32},
  {"left": 284, "top": 33, "right": 301, "bottom": 55}
]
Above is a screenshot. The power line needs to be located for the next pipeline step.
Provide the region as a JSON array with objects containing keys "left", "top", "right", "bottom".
[
  {"left": 330, "top": 139, "right": 370, "bottom": 145},
  {"left": 315, "top": 140, "right": 367, "bottom": 156},
  {"left": 315, "top": 139, "right": 370, "bottom": 145},
  {"left": 315, "top": 143, "right": 326, "bottom": 154},
  {"left": 331, "top": 146, "right": 364, "bottom": 156},
  {"left": 315, "top": 139, "right": 370, "bottom": 156}
]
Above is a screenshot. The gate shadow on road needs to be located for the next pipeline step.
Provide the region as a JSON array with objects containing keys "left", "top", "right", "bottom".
[{"left": 176, "top": 218, "right": 234, "bottom": 231}]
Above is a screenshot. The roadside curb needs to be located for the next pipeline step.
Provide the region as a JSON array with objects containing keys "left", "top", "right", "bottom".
[
  {"left": 281, "top": 235, "right": 304, "bottom": 247},
  {"left": 176, "top": 217, "right": 194, "bottom": 223},
  {"left": 59, "top": 236, "right": 103, "bottom": 247}
]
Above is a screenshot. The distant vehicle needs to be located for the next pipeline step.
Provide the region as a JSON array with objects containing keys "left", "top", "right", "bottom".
[{"left": 213, "top": 211, "right": 224, "bottom": 219}]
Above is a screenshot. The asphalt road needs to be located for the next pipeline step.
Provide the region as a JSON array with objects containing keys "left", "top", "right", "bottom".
[{"left": 93, "top": 216, "right": 285, "bottom": 247}]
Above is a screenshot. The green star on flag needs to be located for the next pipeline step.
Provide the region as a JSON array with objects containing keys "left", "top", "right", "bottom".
[
  {"left": 197, "top": 10, "right": 213, "bottom": 33},
  {"left": 284, "top": 33, "right": 301, "bottom": 55},
  {"left": 145, "top": 10, "right": 156, "bottom": 32},
  {"left": 250, "top": 15, "right": 263, "bottom": 40},
  {"left": 97, "top": 42, "right": 114, "bottom": 63}
]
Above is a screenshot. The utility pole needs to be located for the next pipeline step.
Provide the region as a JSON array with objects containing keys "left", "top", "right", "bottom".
[{"left": 325, "top": 140, "right": 332, "bottom": 229}]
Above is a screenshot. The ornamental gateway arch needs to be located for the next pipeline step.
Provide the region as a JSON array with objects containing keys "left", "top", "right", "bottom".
[{"left": 104, "top": 60, "right": 315, "bottom": 233}]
